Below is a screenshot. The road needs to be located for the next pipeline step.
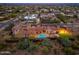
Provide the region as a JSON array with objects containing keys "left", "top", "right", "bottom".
[
  {"left": 0, "top": 17, "right": 19, "bottom": 31},
  {"left": 0, "top": 12, "right": 27, "bottom": 31}
]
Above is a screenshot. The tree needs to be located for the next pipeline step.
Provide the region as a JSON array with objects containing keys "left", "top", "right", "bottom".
[
  {"left": 17, "top": 39, "right": 29, "bottom": 50},
  {"left": 56, "top": 14, "right": 70, "bottom": 23},
  {"left": 73, "top": 14, "right": 78, "bottom": 18}
]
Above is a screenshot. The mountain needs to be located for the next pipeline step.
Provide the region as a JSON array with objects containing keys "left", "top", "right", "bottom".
[{"left": 0, "top": 3, "right": 79, "bottom": 6}]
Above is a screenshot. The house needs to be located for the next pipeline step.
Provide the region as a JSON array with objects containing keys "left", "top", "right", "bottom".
[{"left": 12, "top": 23, "right": 59, "bottom": 39}]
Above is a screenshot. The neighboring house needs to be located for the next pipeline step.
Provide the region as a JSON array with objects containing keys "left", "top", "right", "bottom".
[
  {"left": 24, "top": 14, "right": 38, "bottom": 19},
  {"left": 24, "top": 14, "right": 38, "bottom": 23}
]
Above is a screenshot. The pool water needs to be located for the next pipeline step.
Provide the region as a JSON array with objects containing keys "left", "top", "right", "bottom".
[{"left": 37, "top": 34, "right": 47, "bottom": 39}]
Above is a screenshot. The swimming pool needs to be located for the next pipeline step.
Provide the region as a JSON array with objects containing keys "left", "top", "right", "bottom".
[{"left": 37, "top": 34, "right": 47, "bottom": 39}]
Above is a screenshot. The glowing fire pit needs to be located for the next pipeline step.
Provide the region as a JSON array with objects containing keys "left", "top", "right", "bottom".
[
  {"left": 58, "top": 28, "right": 72, "bottom": 38},
  {"left": 57, "top": 28, "right": 72, "bottom": 46}
]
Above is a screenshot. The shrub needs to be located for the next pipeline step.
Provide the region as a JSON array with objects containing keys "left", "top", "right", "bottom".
[
  {"left": 0, "top": 44, "right": 7, "bottom": 50},
  {"left": 17, "top": 39, "right": 29, "bottom": 50},
  {"left": 64, "top": 47, "right": 75, "bottom": 55}
]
